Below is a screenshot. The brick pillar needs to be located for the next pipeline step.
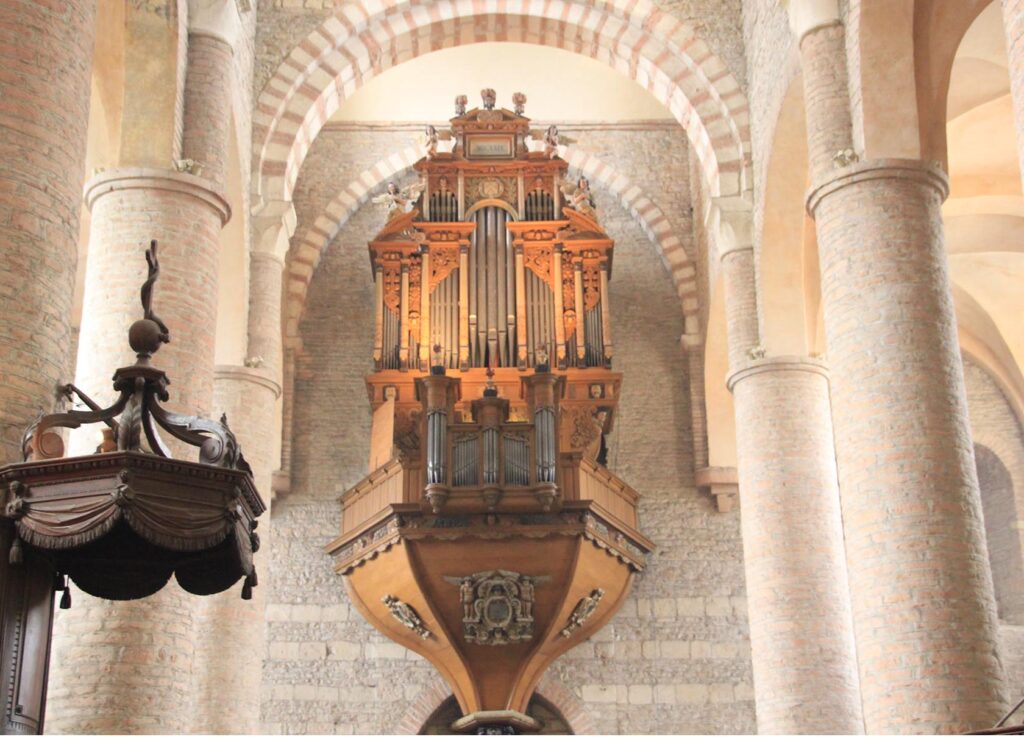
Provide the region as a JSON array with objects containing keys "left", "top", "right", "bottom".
[
  {"left": 182, "top": 31, "right": 233, "bottom": 191},
  {"left": 46, "top": 169, "right": 230, "bottom": 734},
  {"left": 196, "top": 366, "right": 279, "bottom": 733},
  {"left": 193, "top": 209, "right": 288, "bottom": 733},
  {"left": 717, "top": 237, "right": 758, "bottom": 371},
  {"left": 0, "top": 0, "right": 95, "bottom": 464},
  {"left": 248, "top": 251, "right": 285, "bottom": 381},
  {"left": 717, "top": 199, "right": 863, "bottom": 732},
  {"left": 729, "top": 358, "right": 863, "bottom": 734},
  {"left": 807, "top": 160, "right": 1005, "bottom": 733},
  {"left": 794, "top": 2, "right": 1008, "bottom": 728}
]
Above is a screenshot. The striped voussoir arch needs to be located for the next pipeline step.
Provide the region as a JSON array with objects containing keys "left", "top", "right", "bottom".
[
  {"left": 254, "top": 0, "right": 750, "bottom": 205},
  {"left": 283, "top": 143, "right": 697, "bottom": 342}
]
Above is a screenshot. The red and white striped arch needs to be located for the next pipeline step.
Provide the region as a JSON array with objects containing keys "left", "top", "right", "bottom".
[
  {"left": 283, "top": 144, "right": 697, "bottom": 341},
  {"left": 254, "top": 0, "right": 751, "bottom": 205}
]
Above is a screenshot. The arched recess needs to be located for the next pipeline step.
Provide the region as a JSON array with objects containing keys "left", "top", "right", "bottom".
[
  {"left": 253, "top": 1, "right": 750, "bottom": 204},
  {"left": 703, "top": 274, "right": 735, "bottom": 471},
  {"left": 974, "top": 444, "right": 1024, "bottom": 625},
  {"left": 215, "top": 119, "right": 250, "bottom": 365},
  {"left": 283, "top": 145, "right": 698, "bottom": 343},
  {"left": 758, "top": 74, "right": 821, "bottom": 357},
  {"left": 74, "top": 0, "right": 128, "bottom": 332}
]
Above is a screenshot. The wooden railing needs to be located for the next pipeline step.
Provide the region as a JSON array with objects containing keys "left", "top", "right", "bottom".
[
  {"left": 340, "top": 459, "right": 406, "bottom": 536},
  {"left": 574, "top": 458, "right": 640, "bottom": 531}
]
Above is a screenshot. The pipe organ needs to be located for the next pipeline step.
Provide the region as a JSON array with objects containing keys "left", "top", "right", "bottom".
[{"left": 329, "top": 91, "right": 650, "bottom": 734}]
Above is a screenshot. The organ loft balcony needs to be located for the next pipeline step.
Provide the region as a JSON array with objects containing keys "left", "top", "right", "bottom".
[{"left": 325, "top": 90, "right": 652, "bottom": 733}]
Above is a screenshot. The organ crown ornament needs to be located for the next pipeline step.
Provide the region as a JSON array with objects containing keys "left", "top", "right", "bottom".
[{"left": 327, "top": 91, "right": 651, "bottom": 733}]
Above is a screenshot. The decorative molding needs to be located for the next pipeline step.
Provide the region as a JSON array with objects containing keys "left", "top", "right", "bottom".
[{"left": 84, "top": 167, "right": 231, "bottom": 225}]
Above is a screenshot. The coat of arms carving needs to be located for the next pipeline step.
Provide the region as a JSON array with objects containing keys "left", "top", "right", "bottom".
[{"left": 444, "top": 570, "right": 549, "bottom": 645}]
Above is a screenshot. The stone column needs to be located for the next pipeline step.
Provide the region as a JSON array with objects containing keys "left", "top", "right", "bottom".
[
  {"left": 728, "top": 358, "right": 863, "bottom": 734},
  {"left": 193, "top": 202, "right": 290, "bottom": 733},
  {"left": 1002, "top": 0, "right": 1024, "bottom": 187},
  {"left": 0, "top": 0, "right": 95, "bottom": 464},
  {"left": 716, "top": 201, "right": 863, "bottom": 733},
  {"left": 181, "top": 32, "right": 233, "bottom": 191},
  {"left": 197, "top": 364, "right": 279, "bottom": 734},
  {"left": 793, "top": 2, "right": 1008, "bottom": 730}
]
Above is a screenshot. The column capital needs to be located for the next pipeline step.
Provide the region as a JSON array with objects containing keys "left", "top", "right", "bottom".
[
  {"left": 188, "top": 0, "right": 242, "bottom": 49},
  {"left": 251, "top": 200, "right": 296, "bottom": 261},
  {"left": 726, "top": 354, "right": 829, "bottom": 393},
  {"left": 784, "top": 0, "right": 842, "bottom": 43},
  {"left": 84, "top": 167, "right": 231, "bottom": 225},
  {"left": 806, "top": 158, "right": 949, "bottom": 216},
  {"left": 680, "top": 332, "right": 704, "bottom": 351},
  {"left": 214, "top": 364, "right": 282, "bottom": 399},
  {"left": 711, "top": 194, "right": 754, "bottom": 260}
]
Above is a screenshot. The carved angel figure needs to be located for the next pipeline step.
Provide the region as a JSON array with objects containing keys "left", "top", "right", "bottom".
[
  {"left": 528, "top": 125, "right": 575, "bottom": 158},
  {"left": 454, "top": 94, "right": 468, "bottom": 116},
  {"left": 559, "top": 175, "right": 597, "bottom": 220},
  {"left": 372, "top": 180, "right": 426, "bottom": 221},
  {"left": 419, "top": 125, "right": 453, "bottom": 159}
]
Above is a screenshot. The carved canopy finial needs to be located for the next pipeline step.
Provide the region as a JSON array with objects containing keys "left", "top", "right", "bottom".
[
  {"left": 481, "top": 88, "right": 496, "bottom": 110},
  {"left": 455, "top": 94, "right": 468, "bottom": 116},
  {"left": 130, "top": 240, "right": 171, "bottom": 359}
]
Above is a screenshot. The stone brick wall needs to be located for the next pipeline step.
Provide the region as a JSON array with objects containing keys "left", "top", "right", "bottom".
[{"left": 268, "top": 139, "right": 754, "bottom": 730}]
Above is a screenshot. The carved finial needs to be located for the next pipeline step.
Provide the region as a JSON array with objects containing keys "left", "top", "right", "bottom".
[
  {"left": 454, "top": 94, "right": 468, "bottom": 116},
  {"left": 129, "top": 241, "right": 171, "bottom": 360},
  {"left": 512, "top": 92, "right": 526, "bottom": 115},
  {"left": 481, "top": 88, "right": 496, "bottom": 110},
  {"left": 484, "top": 367, "right": 497, "bottom": 397},
  {"left": 535, "top": 346, "right": 550, "bottom": 372}
]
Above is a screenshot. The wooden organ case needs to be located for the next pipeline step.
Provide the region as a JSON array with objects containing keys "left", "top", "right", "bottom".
[{"left": 327, "top": 91, "right": 653, "bottom": 733}]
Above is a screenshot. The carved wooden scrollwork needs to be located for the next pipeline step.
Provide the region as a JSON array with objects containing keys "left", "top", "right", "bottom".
[
  {"left": 430, "top": 246, "right": 459, "bottom": 291},
  {"left": 523, "top": 247, "right": 552, "bottom": 289}
]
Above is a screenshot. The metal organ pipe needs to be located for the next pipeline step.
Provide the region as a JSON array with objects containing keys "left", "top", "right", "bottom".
[{"left": 535, "top": 407, "right": 556, "bottom": 483}]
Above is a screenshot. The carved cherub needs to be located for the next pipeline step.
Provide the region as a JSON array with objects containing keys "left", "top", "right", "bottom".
[
  {"left": 454, "top": 94, "right": 468, "bottom": 116},
  {"left": 512, "top": 91, "right": 526, "bottom": 115},
  {"left": 419, "top": 125, "right": 453, "bottom": 159},
  {"left": 372, "top": 179, "right": 426, "bottom": 221},
  {"left": 559, "top": 175, "right": 597, "bottom": 220},
  {"left": 528, "top": 125, "right": 575, "bottom": 157}
]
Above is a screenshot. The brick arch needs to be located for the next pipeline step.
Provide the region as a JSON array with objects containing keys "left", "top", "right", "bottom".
[
  {"left": 254, "top": 1, "right": 750, "bottom": 204},
  {"left": 284, "top": 144, "right": 697, "bottom": 341},
  {"left": 396, "top": 674, "right": 597, "bottom": 734}
]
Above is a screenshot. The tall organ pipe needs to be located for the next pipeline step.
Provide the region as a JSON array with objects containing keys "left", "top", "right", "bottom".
[
  {"left": 535, "top": 407, "right": 556, "bottom": 483},
  {"left": 427, "top": 409, "right": 447, "bottom": 484}
]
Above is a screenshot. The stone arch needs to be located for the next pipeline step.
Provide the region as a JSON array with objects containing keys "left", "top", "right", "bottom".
[
  {"left": 284, "top": 144, "right": 698, "bottom": 341},
  {"left": 253, "top": 1, "right": 750, "bottom": 204}
]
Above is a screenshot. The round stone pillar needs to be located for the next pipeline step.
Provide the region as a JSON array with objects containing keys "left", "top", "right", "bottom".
[
  {"left": 182, "top": 31, "right": 233, "bottom": 190},
  {"left": 728, "top": 357, "right": 863, "bottom": 734},
  {"left": 807, "top": 159, "right": 1006, "bottom": 732},
  {"left": 248, "top": 251, "right": 285, "bottom": 381},
  {"left": 195, "top": 366, "right": 280, "bottom": 734},
  {"left": 46, "top": 168, "right": 229, "bottom": 734},
  {"left": 0, "top": 0, "right": 95, "bottom": 464},
  {"left": 720, "top": 245, "right": 758, "bottom": 371}
]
